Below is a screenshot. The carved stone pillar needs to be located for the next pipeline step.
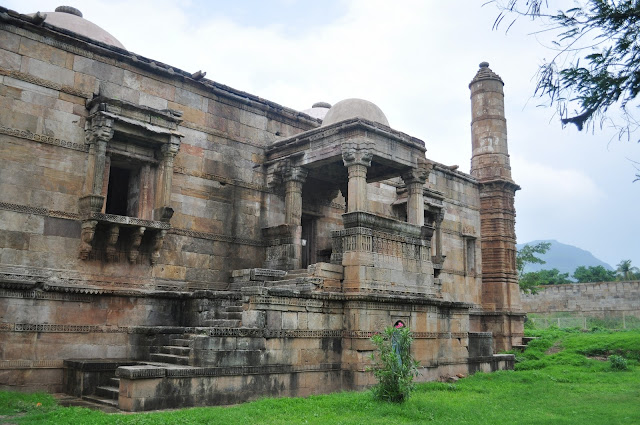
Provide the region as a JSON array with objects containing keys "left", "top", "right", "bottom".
[
  {"left": 433, "top": 210, "right": 444, "bottom": 264},
  {"left": 283, "top": 165, "right": 307, "bottom": 225},
  {"left": 81, "top": 116, "right": 114, "bottom": 214},
  {"left": 342, "top": 143, "right": 372, "bottom": 213},
  {"left": 154, "top": 138, "right": 180, "bottom": 222},
  {"left": 402, "top": 166, "right": 429, "bottom": 226}
]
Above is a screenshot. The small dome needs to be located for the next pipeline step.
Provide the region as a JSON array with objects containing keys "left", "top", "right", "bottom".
[
  {"left": 321, "top": 98, "right": 389, "bottom": 127},
  {"left": 301, "top": 101, "right": 331, "bottom": 120},
  {"left": 29, "top": 6, "right": 126, "bottom": 49}
]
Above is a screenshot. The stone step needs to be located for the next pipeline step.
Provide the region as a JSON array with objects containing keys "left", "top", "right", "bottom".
[
  {"left": 203, "top": 319, "right": 242, "bottom": 327},
  {"left": 512, "top": 344, "right": 528, "bottom": 352},
  {"left": 264, "top": 278, "right": 302, "bottom": 287},
  {"left": 95, "top": 385, "right": 119, "bottom": 400},
  {"left": 225, "top": 305, "right": 243, "bottom": 313},
  {"left": 280, "top": 269, "right": 308, "bottom": 279},
  {"left": 149, "top": 353, "right": 190, "bottom": 365},
  {"left": 219, "top": 312, "right": 242, "bottom": 320},
  {"left": 196, "top": 349, "right": 263, "bottom": 367},
  {"left": 522, "top": 336, "right": 539, "bottom": 344},
  {"left": 171, "top": 338, "right": 193, "bottom": 347},
  {"left": 82, "top": 394, "right": 118, "bottom": 408},
  {"left": 108, "top": 377, "right": 120, "bottom": 388},
  {"left": 153, "top": 345, "right": 191, "bottom": 356}
]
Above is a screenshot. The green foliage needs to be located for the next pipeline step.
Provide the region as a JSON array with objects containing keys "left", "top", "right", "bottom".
[
  {"left": 516, "top": 242, "right": 551, "bottom": 293},
  {"left": 492, "top": 0, "right": 640, "bottom": 140},
  {"left": 520, "top": 268, "right": 571, "bottom": 290},
  {"left": 369, "top": 326, "right": 420, "bottom": 403},
  {"left": 517, "top": 327, "right": 640, "bottom": 373},
  {"left": 0, "top": 391, "right": 57, "bottom": 415},
  {"left": 573, "top": 265, "right": 617, "bottom": 283},
  {"left": 609, "top": 354, "right": 629, "bottom": 371},
  {"left": 516, "top": 242, "right": 550, "bottom": 276}
]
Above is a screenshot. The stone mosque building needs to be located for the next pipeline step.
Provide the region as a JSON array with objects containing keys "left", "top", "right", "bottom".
[{"left": 0, "top": 5, "right": 523, "bottom": 411}]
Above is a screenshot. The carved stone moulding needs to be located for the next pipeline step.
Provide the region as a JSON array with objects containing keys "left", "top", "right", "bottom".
[{"left": 341, "top": 211, "right": 434, "bottom": 240}]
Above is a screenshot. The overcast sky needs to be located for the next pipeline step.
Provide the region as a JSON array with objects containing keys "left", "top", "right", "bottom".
[{"left": 6, "top": 0, "right": 639, "bottom": 269}]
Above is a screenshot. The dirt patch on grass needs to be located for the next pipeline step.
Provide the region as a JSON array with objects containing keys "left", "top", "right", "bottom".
[
  {"left": 545, "top": 341, "right": 564, "bottom": 355},
  {"left": 586, "top": 355, "right": 608, "bottom": 362}
]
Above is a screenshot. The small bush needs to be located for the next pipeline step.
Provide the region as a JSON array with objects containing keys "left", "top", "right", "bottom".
[
  {"left": 609, "top": 355, "right": 628, "bottom": 371},
  {"left": 369, "top": 325, "right": 420, "bottom": 403}
]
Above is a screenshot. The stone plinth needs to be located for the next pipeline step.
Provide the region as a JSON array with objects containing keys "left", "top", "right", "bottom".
[{"left": 262, "top": 224, "right": 302, "bottom": 271}]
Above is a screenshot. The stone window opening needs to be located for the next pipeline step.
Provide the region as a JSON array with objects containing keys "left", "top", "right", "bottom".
[
  {"left": 465, "top": 237, "right": 476, "bottom": 276},
  {"left": 78, "top": 96, "right": 183, "bottom": 263},
  {"left": 102, "top": 154, "right": 156, "bottom": 221},
  {"left": 105, "top": 164, "right": 132, "bottom": 216}
]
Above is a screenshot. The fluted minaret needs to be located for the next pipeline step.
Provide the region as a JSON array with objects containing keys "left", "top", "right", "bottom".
[{"left": 469, "top": 62, "right": 523, "bottom": 351}]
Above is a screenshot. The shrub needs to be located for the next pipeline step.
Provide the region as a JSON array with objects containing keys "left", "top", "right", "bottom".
[
  {"left": 369, "top": 325, "right": 420, "bottom": 403},
  {"left": 609, "top": 355, "right": 628, "bottom": 371}
]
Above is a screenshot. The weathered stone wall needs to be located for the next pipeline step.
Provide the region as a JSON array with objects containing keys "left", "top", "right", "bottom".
[
  {"left": 0, "top": 21, "right": 319, "bottom": 290},
  {"left": 521, "top": 281, "right": 640, "bottom": 315},
  {"left": 0, "top": 291, "right": 187, "bottom": 391},
  {"left": 429, "top": 166, "right": 483, "bottom": 307}
]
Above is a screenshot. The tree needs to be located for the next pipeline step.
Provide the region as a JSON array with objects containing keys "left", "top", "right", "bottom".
[
  {"left": 491, "top": 1, "right": 640, "bottom": 180},
  {"left": 492, "top": 1, "right": 640, "bottom": 132},
  {"left": 520, "top": 268, "right": 571, "bottom": 289},
  {"left": 516, "top": 241, "right": 551, "bottom": 275},
  {"left": 516, "top": 241, "right": 551, "bottom": 293},
  {"left": 615, "top": 259, "right": 640, "bottom": 280},
  {"left": 573, "top": 265, "right": 617, "bottom": 282}
]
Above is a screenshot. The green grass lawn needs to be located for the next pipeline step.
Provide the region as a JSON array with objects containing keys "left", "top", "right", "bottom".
[{"left": 2, "top": 328, "right": 639, "bottom": 424}]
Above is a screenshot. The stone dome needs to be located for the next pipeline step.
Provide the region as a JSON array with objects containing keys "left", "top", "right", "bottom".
[
  {"left": 321, "top": 98, "right": 389, "bottom": 127},
  {"left": 29, "top": 6, "right": 126, "bottom": 49},
  {"left": 301, "top": 101, "right": 331, "bottom": 120}
]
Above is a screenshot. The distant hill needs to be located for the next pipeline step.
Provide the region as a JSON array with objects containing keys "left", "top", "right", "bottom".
[{"left": 516, "top": 239, "right": 613, "bottom": 276}]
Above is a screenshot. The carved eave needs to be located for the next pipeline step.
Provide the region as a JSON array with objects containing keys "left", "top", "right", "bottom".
[
  {"left": 86, "top": 96, "right": 183, "bottom": 146},
  {"left": 477, "top": 178, "right": 521, "bottom": 192},
  {"left": 265, "top": 118, "right": 427, "bottom": 185}
]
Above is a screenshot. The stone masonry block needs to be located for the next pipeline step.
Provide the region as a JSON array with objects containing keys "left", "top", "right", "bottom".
[
  {"left": 282, "top": 312, "right": 298, "bottom": 329},
  {"left": 243, "top": 310, "right": 266, "bottom": 328}
]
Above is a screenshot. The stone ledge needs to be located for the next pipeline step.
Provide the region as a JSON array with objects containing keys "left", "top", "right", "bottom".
[
  {"left": 116, "top": 362, "right": 342, "bottom": 380},
  {"left": 64, "top": 359, "right": 138, "bottom": 371}
]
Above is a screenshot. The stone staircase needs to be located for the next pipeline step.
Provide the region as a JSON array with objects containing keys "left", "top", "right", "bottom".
[
  {"left": 264, "top": 268, "right": 322, "bottom": 292},
  {"left": 230, "top": 263, "right": 343, "bottom": 293},
  {"left": 149, "top": 335, "right": 193, "bottom": 365},
  {"left": 512, "top": 336, "right": 539, "bottom": 352},
  {"left": 149, "top": 300, "right": 246, "bottom": 366},
  {"left": 82, "top": 375, "right": 120, "bottom": 408},
  {"left": 202, "top": 301, "right": 243, "bottom": 327}
]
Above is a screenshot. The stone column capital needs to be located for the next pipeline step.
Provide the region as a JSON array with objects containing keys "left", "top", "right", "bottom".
[
  {"left": 87, "top": 114, "right": 114, "bottom": 145},
  {"left": 161, "top": 141, "right": 181, "bottom": 159},
  {"left": 402, "top": 162, "right": 432, "bottom": 186},
  {"left": 341, "top": 142, "right": 373, "bottom": 168},
  {"left": 283, "top": 164, "right": 308, "bottom": 184}
]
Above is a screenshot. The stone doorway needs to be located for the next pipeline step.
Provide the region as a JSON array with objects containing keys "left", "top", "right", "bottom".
[{"left": 301, "top": 215, "right": 317, "bottom": 268}]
